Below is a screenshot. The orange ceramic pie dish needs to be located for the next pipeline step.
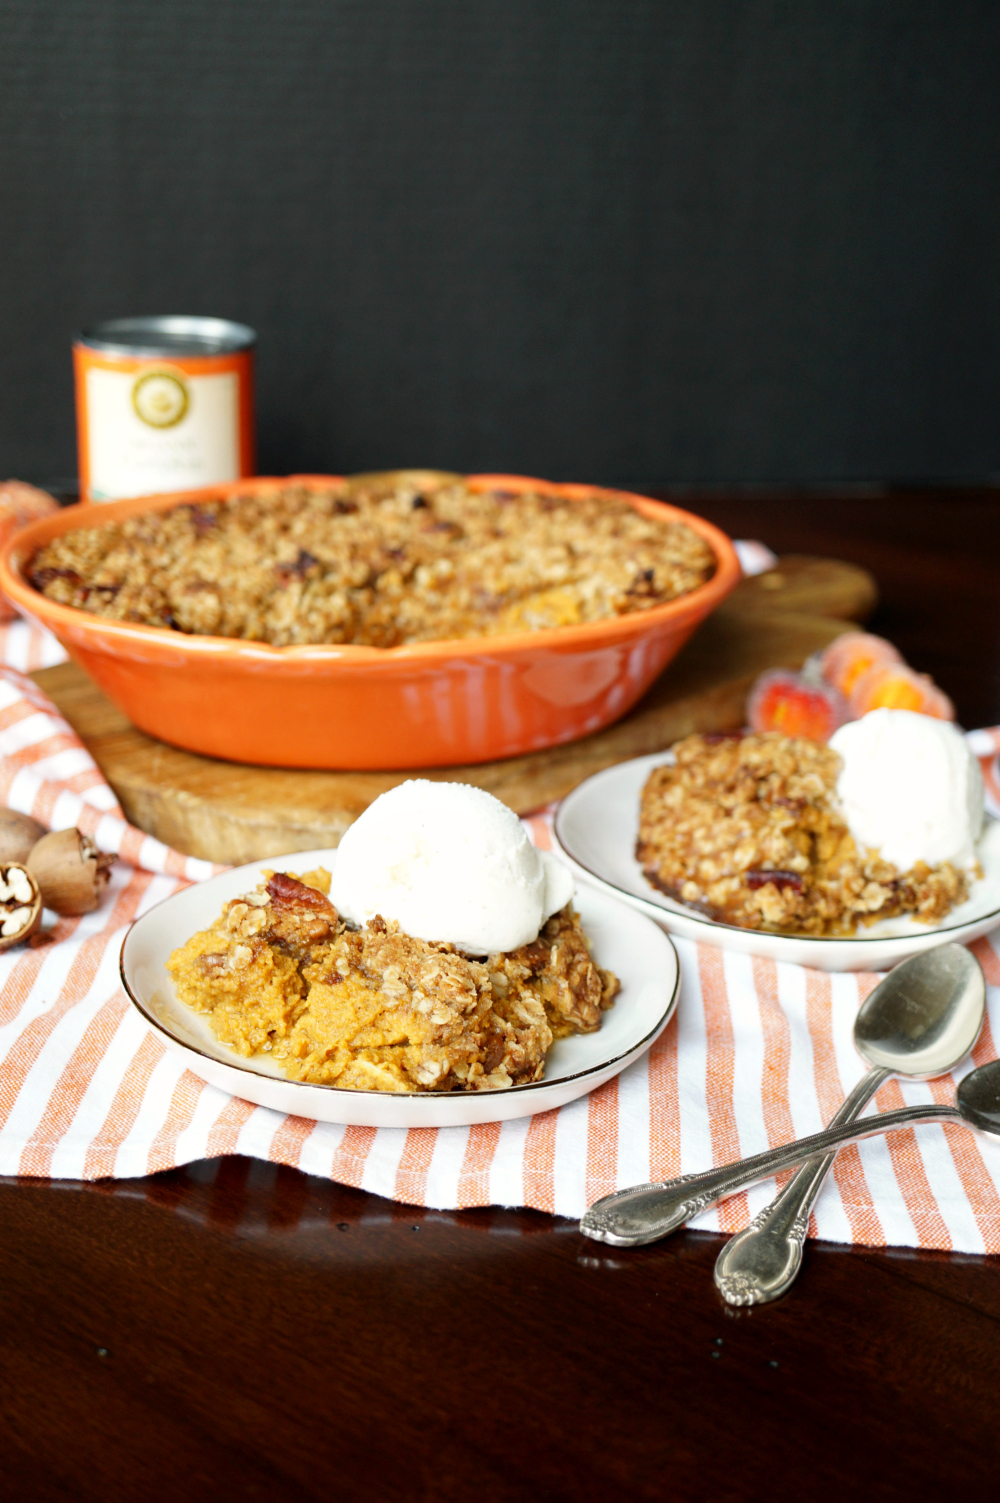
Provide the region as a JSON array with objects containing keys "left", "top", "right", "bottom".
[{"left": 0, "top": 474, "right": 740, "bottom": 770}]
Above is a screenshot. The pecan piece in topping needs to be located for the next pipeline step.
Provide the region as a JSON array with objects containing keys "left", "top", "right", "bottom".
[
  {"left": 263, "top": 871, "right": 339, "bottom": 955},
  {"left": 198, "top": 950, "right": 229, "bottom": 975},
  {"left": 30, "top": 566, "right": 84, "bottom": 591},
  {"left": 482, "top": 1031, "right": 506, "bottom": 1073},
  {"left": 745, "top": 870, "right": 804, "bottom": 892},
  {"left": 513, "top": 937, "right": 550, "bottom": 976},
  {"left": 187, "top": 506, "right": 218, "bottom": 533},
  {"left": 625, "top": 567, "right": 657, "bottom": 596},
  {"left": 266, "top": 871, "right": 336, "bottom": 912},
  {"left": 274, "top": 549, "right": 320, "bottom": 584}
]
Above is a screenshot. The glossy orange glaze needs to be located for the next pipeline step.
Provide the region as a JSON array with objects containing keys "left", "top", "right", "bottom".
[{"left": 0, "top": 474, "right": 740, "bottom": 769}]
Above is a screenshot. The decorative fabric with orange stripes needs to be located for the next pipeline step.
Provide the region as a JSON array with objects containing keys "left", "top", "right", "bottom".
[{"left": 2, "top": 624, "right": 1000, "bottom": 1253}]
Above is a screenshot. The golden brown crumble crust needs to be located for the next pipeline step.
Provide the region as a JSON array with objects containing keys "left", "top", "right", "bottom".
[
  {"left": 167, "top": 869, "right": 619, "bottom": 1093},
  {"left": 636, "top": 731, "right": 969, "bottom": 937},
  {"left": 30, "top": 476, "right": 715, "bottom": 647}
]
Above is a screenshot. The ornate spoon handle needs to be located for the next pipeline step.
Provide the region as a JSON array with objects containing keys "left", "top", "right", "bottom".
[
  {"left": 712, "top": 1065, "right": 891, "bottom": 1305},
  {"left": 580, "top": 1100, "right": 957, "bottom": 1247}
]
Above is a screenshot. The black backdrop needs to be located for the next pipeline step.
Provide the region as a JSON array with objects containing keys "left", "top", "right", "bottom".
[{"left": 1, "top": 0, "right": 998, "bottom": 488}]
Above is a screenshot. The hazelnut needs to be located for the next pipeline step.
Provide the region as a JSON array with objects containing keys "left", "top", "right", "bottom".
[
  {"left": 27, "top": 828, "right": 115, "bottom": 915},
  {"left": 0, "top": 809, "right": 46, "bottom": 864},
  {"left": 0, "top": 863, "right": 42, "bottom": 949}
]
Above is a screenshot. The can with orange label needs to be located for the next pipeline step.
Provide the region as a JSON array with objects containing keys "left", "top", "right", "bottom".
[{"left": 74, "top": 316, "right": 256, "bottom": 502}]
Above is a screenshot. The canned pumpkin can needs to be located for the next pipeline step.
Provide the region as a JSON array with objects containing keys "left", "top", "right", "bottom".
[{"left": 74, "top": 316, "right": 256, "bottom": 502}]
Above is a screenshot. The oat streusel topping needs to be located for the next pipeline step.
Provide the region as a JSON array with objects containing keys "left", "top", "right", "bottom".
[
  {"left": 167, "top": 868, "right": 619, "bottom": 1093},
  {"left": 636, "top": 731, "right": 969, "bottom": 937},
  {"left": 30, "top": 476, "right": 715, "bottom": 647}
]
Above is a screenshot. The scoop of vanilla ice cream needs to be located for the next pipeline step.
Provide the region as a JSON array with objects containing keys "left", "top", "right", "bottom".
[
  {"left": 331, "top": 780, "right": 574, "bottom": 954},
  {"left": 828, "top": 708, "right": 983, "bottom": 872}
]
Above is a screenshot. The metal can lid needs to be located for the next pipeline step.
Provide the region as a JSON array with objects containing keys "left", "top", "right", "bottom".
[{"left": 76, "top": 315, "right": 256, "bottom": 357}]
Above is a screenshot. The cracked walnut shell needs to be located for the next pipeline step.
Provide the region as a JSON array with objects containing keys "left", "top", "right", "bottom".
[
  {"left": 0, "top": 863, "right": 42, "bottom": 949},
  {"left": 27, "top": 828, "right": 116, "bottom": 915}
]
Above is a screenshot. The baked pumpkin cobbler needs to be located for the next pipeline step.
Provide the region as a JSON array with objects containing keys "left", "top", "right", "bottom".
[
  {"left": 637, "top": 731, "right": 969, "bottom": 937},
  {"left": 167, "top": 869, "right": 619, "bottom": 1093},
  {"left": 28, "top": 475, "right": 715, "bottom": 647}
]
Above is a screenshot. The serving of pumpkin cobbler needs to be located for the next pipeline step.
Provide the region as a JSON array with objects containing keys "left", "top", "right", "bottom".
[{"left": 166, "top": 868, "right": 619, "bottom": 1094}]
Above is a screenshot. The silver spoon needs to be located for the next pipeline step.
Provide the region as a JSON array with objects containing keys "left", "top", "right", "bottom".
[
  {"left": 712, "top": 944, "right": 986, "bottom": 1304},
  {"left": 581, "top": 943, "right": 986, "bottom": 1250}
]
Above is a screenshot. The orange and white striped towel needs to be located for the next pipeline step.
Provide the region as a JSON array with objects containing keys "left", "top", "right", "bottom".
[
  {"left": 4, "top": 617, "right": 1000, "bottom": 1253},
  {"left": 0, "top": 617, "right": 71, "bottom": 674}
]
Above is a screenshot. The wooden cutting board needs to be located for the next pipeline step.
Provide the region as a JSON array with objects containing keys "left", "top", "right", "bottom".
[{"left": 31, "top": 555, "right": 876, "bottom": 863}]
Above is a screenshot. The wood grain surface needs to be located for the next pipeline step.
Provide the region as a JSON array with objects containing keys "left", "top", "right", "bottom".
[
  {"left": 5, "top": 1160, "right": 1000, "bottom": 1503},
  {"left": 5, "top": 487, "right": 1000, "bottom": 1503},
  {"left": 32, "top": 554, "right": 875, "bottom": 862}
]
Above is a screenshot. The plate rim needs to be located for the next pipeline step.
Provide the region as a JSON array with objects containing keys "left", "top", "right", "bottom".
[
  {"left": 553, "top": 749, "right": 1000, "bottom": 947},
  {"left": 119, "top": 853, "right": 681, "bottom": 1102}
]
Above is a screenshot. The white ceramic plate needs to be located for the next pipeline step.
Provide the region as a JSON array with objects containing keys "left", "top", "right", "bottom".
[
  {"left": 553, "top": 753, "right": 1000, "bottom": 973},
  {"left": 120, "top": 849, "right": 679, "bottom": 1128}
]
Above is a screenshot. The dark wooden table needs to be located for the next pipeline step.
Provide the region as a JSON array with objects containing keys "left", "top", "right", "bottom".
[{"left": 4, "top": 486, "right": 1000, "bottom": 1502}]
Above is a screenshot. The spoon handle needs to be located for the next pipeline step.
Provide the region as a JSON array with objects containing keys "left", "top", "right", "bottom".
[
  {"left": 712, "top": 1065, "right": 891, "bottom": 1305},
  {"left": 580, "top": 1100, "right": 959, "bottom": 1247}
]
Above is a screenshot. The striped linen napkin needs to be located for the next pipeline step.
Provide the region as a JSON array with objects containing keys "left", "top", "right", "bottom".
[{"left": 3, "top": 617, "right": 1000, "bottom": 1253}]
